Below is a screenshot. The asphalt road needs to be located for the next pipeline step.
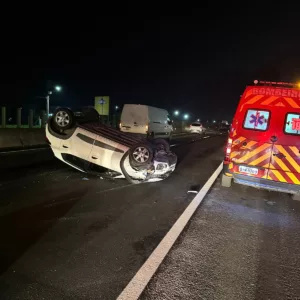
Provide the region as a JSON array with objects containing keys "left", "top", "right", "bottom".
[
  {"left": 141, "top": 171, "right": 300, "bottom": 300},
  {"left": 0, "top": 132, "right": 226, "bottom": 299}
]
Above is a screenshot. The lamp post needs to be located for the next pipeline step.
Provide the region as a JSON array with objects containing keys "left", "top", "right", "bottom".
[
  {"left": 46, "top": 92, "right": 51, "bottom": 118},
  {"left": 46, "top": 85, "right": 62, "bottom": 117}
]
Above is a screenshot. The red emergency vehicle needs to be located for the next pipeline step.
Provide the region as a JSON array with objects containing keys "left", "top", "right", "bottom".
[{"left": 222, "top": 80, "right": 300, "bottom": 200}]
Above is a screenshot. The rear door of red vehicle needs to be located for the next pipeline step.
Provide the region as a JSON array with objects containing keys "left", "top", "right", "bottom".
[
  {"left": 230, "top": 108, "right": 273, "bottom": 179},
  {"left": 268, "top": 106, "right": 300, "bottom": 185}
]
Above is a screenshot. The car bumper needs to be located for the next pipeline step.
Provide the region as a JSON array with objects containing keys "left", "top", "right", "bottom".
[
  {"left": 144, "top": 153, "right": 177, "bottom": 181},
  {"left": 223, "top": 161, "right": 300, "bottom": 194},
  {"left": 233, "top": 173, "right": 300, "bottom": 194},
  {"left": 190, "top": 129, "right": 202, "bottom": 133}
]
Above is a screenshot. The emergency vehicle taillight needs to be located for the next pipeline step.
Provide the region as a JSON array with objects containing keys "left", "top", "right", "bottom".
[{"left": 225, "top": 138, "right": 233, "bottom": 161}]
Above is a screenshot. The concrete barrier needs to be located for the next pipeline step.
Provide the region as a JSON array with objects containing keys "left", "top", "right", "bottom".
[
  {"left": 19, "top": 129, "right": 47, "bottom": 147},
  {"left": 0, "top": 129, "right": 47, "bottom": 150}
]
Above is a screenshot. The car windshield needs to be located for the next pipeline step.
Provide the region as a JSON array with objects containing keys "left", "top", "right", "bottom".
[{"left": 191, "top": 123, "right": 201, "bottom": 126}]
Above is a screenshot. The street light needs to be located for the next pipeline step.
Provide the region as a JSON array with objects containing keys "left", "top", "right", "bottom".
[
  {"left": 184, "top": 114, "right": 189, "bottom": 120},
  {"left": 174, "top": 110, "right": 179, "bottom": 116},
  {"left": 115, "top": 105, "right": 119, "bottom": 110},
  {"left": 46, "top": 86, "right": 62, "bottom": 117}
]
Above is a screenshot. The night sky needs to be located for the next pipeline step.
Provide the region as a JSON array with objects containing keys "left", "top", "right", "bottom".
[{"left": 2, "top": 6, "right": 300, "bottom": 121}]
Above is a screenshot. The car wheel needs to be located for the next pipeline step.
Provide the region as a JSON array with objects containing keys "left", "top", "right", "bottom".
[
  {"left": 80, "top": 107, "right": 99, "bottom": 123},
  {"left": 53, "top": 108, "right": 74, "bottom": 130},
  {"left": 221, "top": 174, "right": 232, "bottom": 187},
  {"left": 153, "top": 138, "right": 170, "bottom": 152},
  {"left": 120, "top": 152, "right": 142, "bottom": 184},
  {"left": 129, "top": 143, "right": 153, "bottom": 167}
]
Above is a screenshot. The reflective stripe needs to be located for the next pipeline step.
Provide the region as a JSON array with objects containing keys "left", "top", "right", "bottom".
[
  {"left": 261, "top": 96, "right": 278, "bottom": 105},
  {"left": 284, "top": 97, "right": 300, "bottom": 108},
  {"left": 249, "top": 151, "right": 271, "bottom": 166},
  {"left": 275, "top": 145, "right": 300, "bottom": 173},
  {"left": 271, "top": 170, "right": 287, "bottom": 183},
  {"left": 239, "top": 143, "right": 270, "bottom": 163},
  {"left": 286, "top": 172, "right": 300, "bottom": 185},
  {"left": 273, "top": 156, "right": 290, "bottom": 172}
]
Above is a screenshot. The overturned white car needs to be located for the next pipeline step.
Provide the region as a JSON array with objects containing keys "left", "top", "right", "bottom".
[{"left": 46, "top": 107, "right": 177, "bottom": 183}]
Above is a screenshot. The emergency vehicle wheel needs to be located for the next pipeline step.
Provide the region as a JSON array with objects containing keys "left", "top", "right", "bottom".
[
  {"left": 53, "top": 108, "right": 74, "bottom": 130},
  {"left": 221, "top": 174, "right": 232, "bottom": 187},
  {"left": 129, "top": 144, "right": 153, "bottom": 168},
  {"left": 292, "top": 194, "right": 300, "bottom": 201}
]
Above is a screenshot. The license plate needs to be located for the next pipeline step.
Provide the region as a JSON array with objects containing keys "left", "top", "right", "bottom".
[{"left": 239, "top": 165, "right": 258, "bottom": 175}]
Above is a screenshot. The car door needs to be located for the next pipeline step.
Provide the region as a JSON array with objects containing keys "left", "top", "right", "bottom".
[
  {"left": 88, "top": 134, "right": 126, "bottom": 173},
  {"left": 60, "top": 128, "right": 96, "bottom": 170},
  {"left": 268, "top": 111, "right": 300, "bottom": 185},
  {"left": 230, "top": 108, "right": 273, "bottom": 179}
]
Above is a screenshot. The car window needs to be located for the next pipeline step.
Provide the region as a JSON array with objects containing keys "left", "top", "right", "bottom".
[
  {"left": 243, "top": 109, "right": 270, "bottom": 131},
  {"left": 191, "top": 123, "right": 201, "bottom": 126},
  {"left": 284, "top": 113, "right": 300, "bottom": 135}
]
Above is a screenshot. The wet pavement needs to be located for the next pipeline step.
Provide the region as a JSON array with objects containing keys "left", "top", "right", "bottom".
[
  {"left": 141, "top": 174, "right": 300, "bottom": 300},
  {"left": 0, "top": 133, "right": 226, "bottom": 299}
]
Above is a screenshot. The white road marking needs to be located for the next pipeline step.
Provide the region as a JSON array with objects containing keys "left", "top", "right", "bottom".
[
  {"left": 0, "top": 147, "right": 49, "bottom": 154},
  {"left": 116, "top": 162, "right": 223, "bottom": 300},
  {"left": 203, "top": 135, "right": 210, "bottom": 139}
]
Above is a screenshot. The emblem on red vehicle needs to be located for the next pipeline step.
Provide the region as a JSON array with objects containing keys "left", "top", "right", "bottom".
[
  {"left": 291, "top": 118, "right": 300, "bottom": 131},
  {"left": 250, "top": 112, "right": 266, "bottom": 127}
]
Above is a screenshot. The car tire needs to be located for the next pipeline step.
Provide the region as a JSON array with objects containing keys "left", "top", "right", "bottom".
[
  {"left": 53, "top": 108, "right": 74, "bottom": 130},
  {"left": 153, "top": 138, "right": 170, "bottom": 152},
  {"left": 80, "top": 107, "right": 99, "bottom": 123},
  {"left": 120, "top": 152, "right": 142, "bottom": 184},
  {"left": 221, "top": 174, "right": 232, "bottom": 187},
  {"left": 129, "top": 143, "right": 154, "bottom": 168}
]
